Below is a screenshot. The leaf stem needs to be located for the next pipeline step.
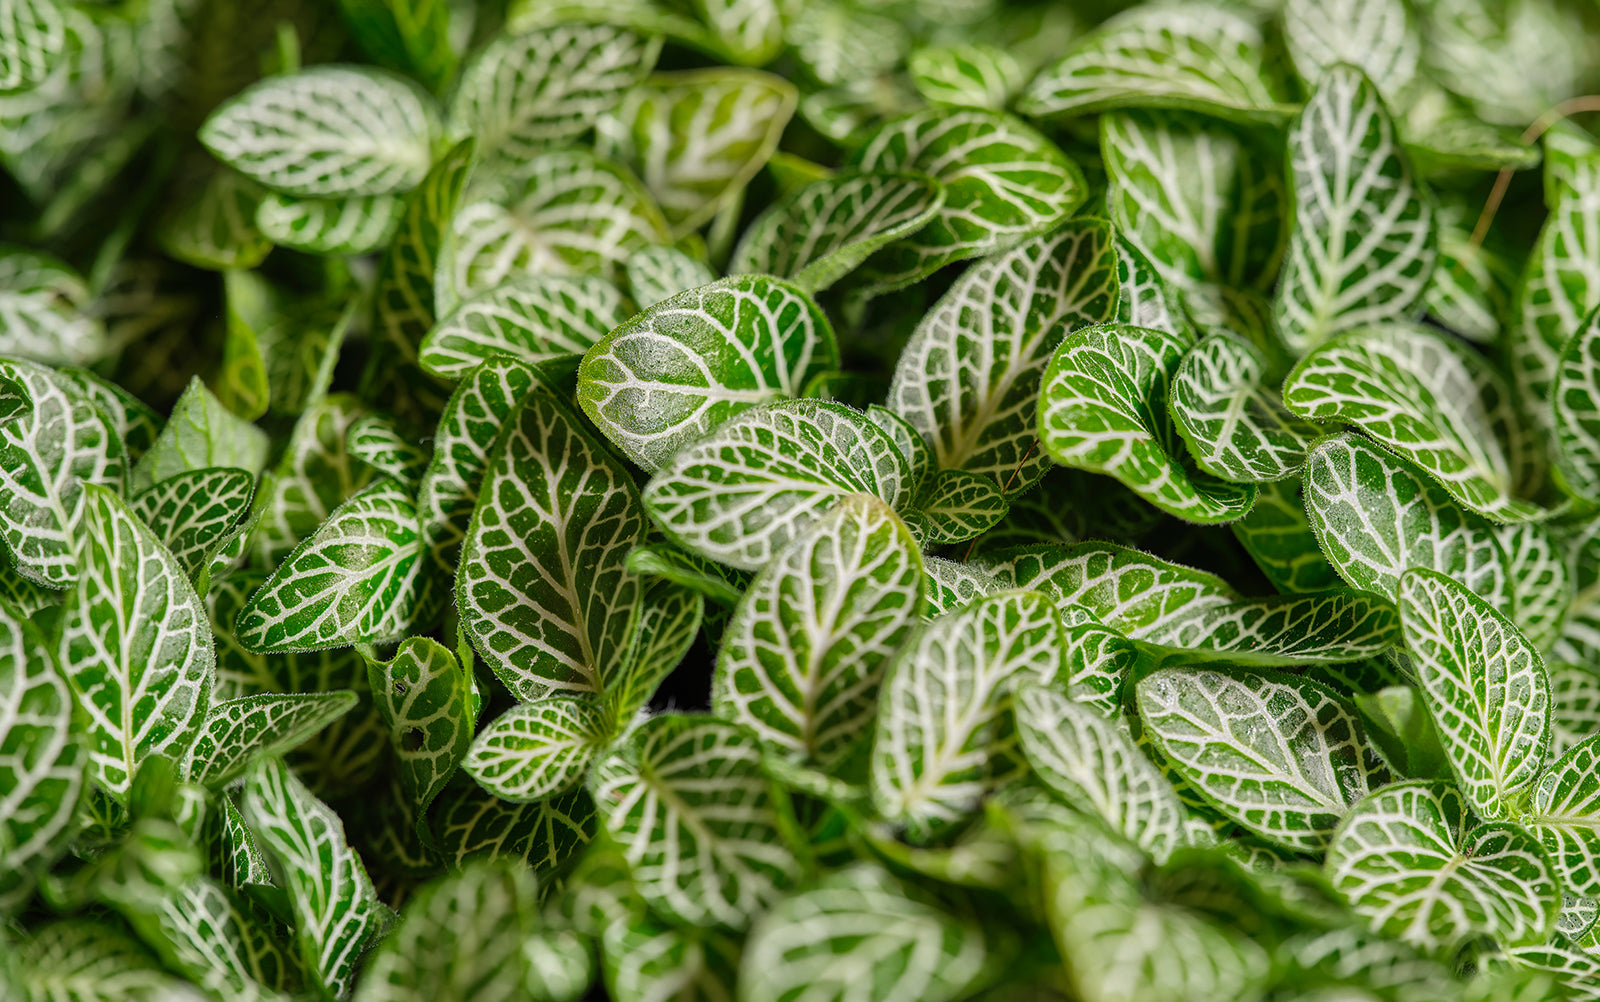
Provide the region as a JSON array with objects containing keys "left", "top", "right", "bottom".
[{"left": 1469, "top": 96, "right": 1600, "bottom": 248}]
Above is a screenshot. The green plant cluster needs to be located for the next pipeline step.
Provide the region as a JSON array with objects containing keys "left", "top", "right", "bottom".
[{"left": 7, "top": 0, "right": 1600, "bottom": 999}]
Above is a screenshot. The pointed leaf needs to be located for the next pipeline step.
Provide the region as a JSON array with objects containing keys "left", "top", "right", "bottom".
[
  {"left": 607, "top": 578, "right": 703, "bottom": 726},
  {"left": 420, "top": 275, "right": 628, "bottom": 381},
  {"left": 132, "top": 376, "right": 268, "bottom": 494},
  {"left": 366, "top": 637, "right": 473, "bottom": 825},
  {"left": 185, "top": 692, "right": 357, "bottom": 790},
  {"left": 130, "top": 468, "right": 255, "bottom": 583},
  {"left": 626, "top": 542, "right": 749, "bottom": 608}
]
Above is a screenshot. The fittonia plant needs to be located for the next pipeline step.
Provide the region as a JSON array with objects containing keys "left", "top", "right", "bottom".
[{"left": 10, "top": 0, "right": 1600, "bottom": 999}]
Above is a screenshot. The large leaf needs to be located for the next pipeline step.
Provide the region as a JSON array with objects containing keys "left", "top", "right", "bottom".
[
  {"left": 590, "top": 713, "right": 799, "bottom": 927},
  {"left": 604, "top": 68, "right": 795, "bottom": 234},
  {"left": 419, "top": 276, "right": 628, "bottom": 381},
  {"left": 728, "top": 170, "right": 944, "bottom": 293},
  {"left": 1302, "top": 433, "right": 1510, "bottom": 609},
  {"left": 1038, "top": 322, "right": 1257, "bottom": 522},
  {"left": 1274, "top": 66, "right": 1437, "bottom": 353},
  {"left": 715, "top": 495, "right": 921, "bottom": 769},
  {"left": 1136, "top": 667, "right": 1386, "bottom": 852},
  {"left": 1528, "top": 736, "right": 1600, "bottom": 898},
  {"left": 738, "top": 864, "right": 990, "bottom": 1002},
  {"left": 1326, "top": 781, "right": 1558, "bottom": 952},
  {"left": 643, "top": 399, "right": 911, "bottom": 571},
  {"left": 1017, "top": 5, "right": 1293, "bottom": 122},
  {"left": 1398, "top": 568, "right": 1550, "bottom": 820},
  {"left": 888, "top": 218, "right": 1118, "bottom": 493},
  {"left": 60, "top": 485, "right": 214, "bottom": 802},
  {"left": 1285, "top": 324, "right": 1538, "bottom": 522},
  {"left": 847, "top": 108, "right": 1088, "bottom": 291},
  {"left": 578, "top": 275, "right": 838, "bottom": 471},
  {"left": 0, "top": 604, "right": 81, "bottom": 912},
  {"left": 463, "top": 697, "right": 613, "bottom": 802},
  {"left": 870, "top": 589, "right": 1062, "bottom": 842},
  {"left": 200, "top": 65, "right": 439, "bottom": 198},
  {"left": 184, "top": 692, "right": 357, "bottom": 789},
  {"left": 458, "top": 390, "right": 646, "bottom": 700},
  {"left": 236, "top": 478, "right": 426, "bottom": 652},
  {"left": 365, "top": 637, "right": 475, "bottom": 827},
  {"left": 447, "top": 24, "right": 659, "bottom": 174},
  {"left": 0, "top": 358, "right": 125, "bottom": 586},
  {"left": 241, "top": 757, "right": 386, "bottom": 999},
  {"left": 1170, "top": 332, "right": 1320, "bottom": 483},
  {"left": 1100, "top": 109, "right": 1285, "bottom": 291},
  {"left": 130, "top": 467, "right": 255, "bottom": 584}
]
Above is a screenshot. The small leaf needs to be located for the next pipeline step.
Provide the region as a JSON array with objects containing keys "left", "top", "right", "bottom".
[
  {"left": 365, "top": 637, "right": 474, "bottom": 828},
  {"left": 606, "top": 578, "right": 703, "bottom": 726},
  {"left": 60, "top": 485, "right": 214, "bottom": 802},
  {"left": 1039, "top": 322, "right": 1257, "bottom": 523},
  {"left": 430, "top": 784, "right": 596, "bottom": 879},
  {"left": 0, "top": 0, "right": 67, "bottom": 91},
  {"left": 1137, "top": 667, "right": 1386, "bottom": 852},
  {"left": 1274, "top": 66, "right": 1437, "bottom": 353},
  {"left": 347, "top": 414, "right": 429, "bottom": 485},
  {"left": 1552, "top": 664, "right": 1600, "bottom": 757},
  {"left": 578, "top": 275, "right": 838, "bottom": 471},
  {"left": 643, "top": 399, "right": 911, "bottom": 571},
  {"left": 604, "top": 914, "right": 738, "bottom": 1002},
  {"left": 130, "top": 468, "right": 255, "bottom": 584},
  {"left": 1326, "top": 781, "right": 1558, "bottom": 952},
  {"left": 921, "top": 557, "right": 1000, "bottom": 619},
  {"left": 200, "top": 65, "right": 440, "bottom": 198},
  {"left": 625, "top": 244, "right": 716, "bottom": 310},
  {"left": 626, "top": 542, "right": 749, "bottom": 608},
  {"left": 715, "top": 495, "right": 921, "bottom": 768},
  {"left": 590, "top": 713, "right": 799, "bottom": 927},
  {"left": 912, "top": 469, "right": 1009, "bottom": 545},
  {"left": 1171, "top": 332, "right": 1320, "bottom": 483},
  {"left": 153, "top": 167, "right": 272, "bottom": 272},
  {"left": 1554, "top": 307, "right": 1600, "bottom": 503},
  {"left": 420, "top": 275, "right": 628, "bottom": 381},
  {"left": 255, "top": 191, "right": 403, "bottom": 256},
  {"left": 848, "top": 108, "right": 1088, "bottom": 292},
  {"left": 184, "top": 691, "right": 358, "bottom": 789},
  {"left": 132, "top": 375, "right": 269, "bottom": 494},
  {"left": 908, "top": 42, "right": 1024, "bottom": 110},
  {"left": 464, "top": 698, "right": 613, "bottom": 802},
  {"left": 1282, "top": 0, "right": 1419, "bottom": 99}
]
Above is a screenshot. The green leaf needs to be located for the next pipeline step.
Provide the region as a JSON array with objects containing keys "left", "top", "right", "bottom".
[
  {"left": 921, "top": 557, "right": 1000, "bottom": 619},
  {"left": 60, "top": 485, "right": 214, "bottom": 802},
  {"left": 1100, "top": 110, "right": 1285, "bottom": 291},
  {"left": 1282, "top": 0, "right": 1419, "bottom": 99},
  {"left": 578, "top": 275, "right": 838, "bottom": 471},
  {"left": 352, "top": 860, "right": 552, "bottom": 1002},
  {"left": 0, "top": 603, "right": 82, "bottom": 912},
  {"left": 1423, "top": 200, "right": 1518, "bottom": 343},
  {"left": 443, "top": 149, "right": 667, "bottom": 301},
  {"left": 1274, "top": 65, "right": 1437, "bottom": 353},
  {"left": 738, "top": 864, "right": 990, "bottom": 1002},
  {"left": 0, "top": 357, "right": 125, "bottom": 586},
  {"left": 694, "top": 0, "right": 783, "bottom": 65},
  {"left": 1015, "top": 683, "right": 1185, "bottom": 861},
  {"left": 626, "top": 542, "right": 749, "bottom": 608},
  {"left": 1170, "top": 332, "right": 1320, "bottom": 483},
  {"left": 184, "top": 692, "right": 357, "bottom": 790},
  {"left": 1285, "top": 323, "right": 1539, "bottom": 522},
  {"left": 1136, "top": 666, "right": 1386, "bottom": 852},
  {"left": 1526, "top": 735, "right": 1600, "bottom": 898},
  {"left": 625, "top": 244, "right": 715, "bottom": 310},
  {"left": 54, "top": 365, "right": 161, "bottom": 467},
  {"left": 431, "top": 784, "right": 596, "bottom": 879},
  {"left": 458, "top": 390, "right": 646, "bottom": 700},
  {"left": 605, "top": 578, "right": 703, "bottom": 728},
  {"left": 1113, "top": 236, "right": 1193, "bottom": 337},
  {"left": 447, "top": 24, "right": 660, "bottom": 175},
  {"left": 590, "top": 713, "right": 799, "bottom": 927},
  {"left": 1398, "top": 567, "right": 1550, "bottom": 820},
  {"left": 236, "top": 478, "right": 427, "bottom": 652},
  {"left": 0, "top": 248, "right": 107, "bottom": 367},
  {"left": 1017, "top": 5, "right": 1293, "bottom": 122},
  {"left": 1355, "top": 684, "right": 1453, "bottom": 780},
  {"left": 131, "top": 468, "right": 254, "bottom": 584},
  {"left": 912, "top": 469, "right": 1009, "bottom": 545},
  {"left": 365, "top": 637, "right": 474, "bottom": 827},
  {"left": 335, "top": 0, "right": 457, "bottom": 92},
  {"left": 715, "top": 495, "right": 921, "bottom": 768},
  {"left": 1552, "top": 664, "right": 1600, "bottom": 758},
  {"left": 909, "top": 42, "right": 1024, "bottom": 110},
  {"left": 10, "top": 918, "right": 205, "bottom": 1001},
  {"left": 1302, "top": 433, "right": 1510, "bottom": 609},
  {"left": 241, "top": 757, "right": 386, "bottom": 999},
  {"left": 604, "top": 914, "right": 738, "bottom": 1002},
  {"left": 847, "top": 108, "right": 1088, "bottom": 292},
  {"left": 888, "top": 218, "right": 1118, "bottom": 493},
  {"left": 464, "top": 697, "right": 612, "bottom": 802},
  {"left": 255, "top": 191, "right": 403, "bottom": 256},
  {"left": 603, "top": 68, "right": 795, "bottom": 234},
  {"left": 132, "top": 376, "right": 269, "bottom": 494},
  {"left": 347, "top": 415, "right": 429, "bottom": 485},
  {"left": 420, "top": 275, "right": 628, "bottom": 381},
  {"left": 871, "top": 589, "right": 1062, "bottom": 841},
  {"left": 1038, "top": 322, "right": 1257, "bottom": 523},
  {"left": 0, "top": 0, "right": 67, "bottom": 91},
  {"left": 1326, "top": 781, "right": 1558, "bottom": 952},
  {"left": 988, "top": 543, "right": 1399, "bottom": 665},
  {"left": 154, "top": 167, "right": 272, "bottom": 271},
  {"left": 250, "top": 393, "right": 375, "bottom": 569},
  {"left": 200, "top": 65, "right": 440, "bottom": 198},
  {"left": 1554, "top": 307, "right": 1600, "bottom": 503},
  {"left": 729, "top": 170, "right": 944, "bottom": 293}
]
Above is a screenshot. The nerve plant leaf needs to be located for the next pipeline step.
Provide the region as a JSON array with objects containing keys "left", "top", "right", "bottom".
[
  {"left": 590, "top": 713, "right": 799, "bottom": 927},
  {"left": 578, "top": 275, "right": 838, "bottom": 471},
  {"left": 184, "top": 691, "right": 358, "bottom": 789},
  {"left": 254, "top": 191, "right": 403, "bottom": 256},
  {"left": 464, "top": 698, "right": 613, "bottom": 802},
  {"left": 1528, "top": 736, "right": 1600, "bottom": 898},
  {"left": 200, "top": 66, "right": 440, "bottom": 198},
  {"left": 1274, "top": 65, "right": 1437, "bottom": 354},
  {"left": 714, "top": 495, "right": 921, "bottom": 769},
  {"left": 1170, "top": 331, "right": 1321, "bottom": 483},
  {"left": 1282, "top": 0, "right": 1419, "bottom": 100},
  {"left": 1326, "top": 781, "right": 1558, "bottom": 953},
  {"left": 365, "top": 637, "right": 475, "bottom": 828},
  {"left": 1397, "top": 568, "right": 1550, "bottom": 820},
  {"left": 60, "top": 485, "right": 214, "bottom": 802},
  {"left": 643, "top": 400, "right": 911, "bottom": 572},
  {"left": 1038, "top": 322, "right": 1257, "bottom": 523},
  {"left": 132, "top": 375, "right": 268, "bottom": 494},
  {"left": 625, "top": 244, "right": 716, "bottom": 310},
  {"left": 419, "top": 275, "right": 628, "bottom": 381},
  {"left": 130, "top": 467, "right": 254, "bottom": 583},
  {"left": 1136, "top": 667, "right": 1387, "bottom": 852},
  {"left": 1554, "top": 307, "right": 1600, "bottom": 503},
  {"left": 847, "top": 108, "right": 1088, "bottom": 292}
]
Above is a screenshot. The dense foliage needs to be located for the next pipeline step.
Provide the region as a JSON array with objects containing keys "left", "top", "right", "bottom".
[{"left": 5, "top": 0, "right": 1600, "bottom": 998}]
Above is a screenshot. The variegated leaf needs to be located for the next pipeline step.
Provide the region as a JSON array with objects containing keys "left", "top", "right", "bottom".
[
  {"left": 255, "top": 192, "right": 403, "bottom": 256},
  {"left": 1527, "top": 736, "right": 1600, "bottom": 898},
  {"left": 913, "top": 470, "right": 1008, "bottom": 545},
  {"left": 715, "top": 495, "right": 921, "bottom": 768},
  {"left": 1282, "top": 0, "right": 1419, "bottom": 99},
  {"left": 420, "top": 275, "right": 627, "bottom": 381},
  {"left": 130, "top": 467, "right": 254, "bottom": 584},
  {"left": 921, "top": 557, "right": 1000, "bottom": 620},
  {"left": 154, "top": 168, "right": 272, "bottom": 272},
  {"left": 430, "top": 783, "right": 596, "bottom": 879},
  {"left": 1554, "top": 307, "right": 1600, "bottom": 504},
  {"left": 607, "top": 578, "right": 703, "bottom": 727},
  {"left": 0, "top": 0, "right": 67, "bottom": 92},
  {"left": 604, "top": 914, "right": 737, "bottom": 1002},
  {"left": 643, "top": 399, "right": 911, "bottom": 572},
  {"left": 908, "top": 42, "right": 1024, "bottom": 110},
  {"left": 1552, "top": 664, "right": 1600, "bottom": 758},
  {"left": 184, "top": 691, "right": 357, "bottom": 789},
  {"left": 347, "top": 415, "right": 429, "bottom": 485},
  {"left": 625, "top": 244, "right": 716, "bottom": 310},
  {"left": 578, "top": 275, "right": 837, "bottom": 471},
  {"left": 1171, "top": 332, "right": 1320, "bottom": 483},
  {"left": 366, "top": 637, "right": 474, "bottom": 826},
  {"left": 464, "top": 697, "right": 612, "bottom": 802}
]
